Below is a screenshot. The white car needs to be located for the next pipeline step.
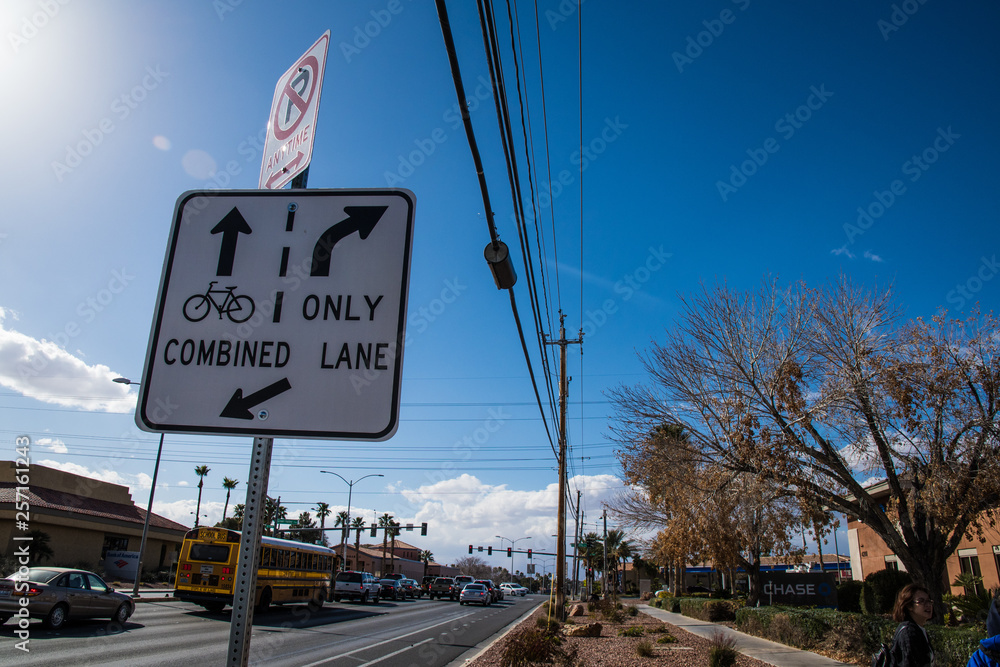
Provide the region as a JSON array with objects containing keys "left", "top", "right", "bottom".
[{"left": 501, "top": 583, "right": 526, "bottom": 597}]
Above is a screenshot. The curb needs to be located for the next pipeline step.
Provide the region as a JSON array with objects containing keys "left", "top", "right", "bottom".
[{"left": 446, "top": 599, "right": 544, "bottom": 666}]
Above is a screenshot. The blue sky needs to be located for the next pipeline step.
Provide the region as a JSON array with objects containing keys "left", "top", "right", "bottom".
[{"left": 0, "top": 1, "right": 996, "bottom": 569}]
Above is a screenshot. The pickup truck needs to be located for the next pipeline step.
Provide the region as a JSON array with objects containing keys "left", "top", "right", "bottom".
[{"left": 428, "top": 577, "right": 459, "bottom": 600}]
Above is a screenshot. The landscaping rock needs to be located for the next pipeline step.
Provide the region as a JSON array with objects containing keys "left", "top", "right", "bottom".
[
  {"left": 564, "top": 622, "right": 602, "bottom": 637},
  {"left": 568, "top": 603, "right": 587, "bottom": 617}
]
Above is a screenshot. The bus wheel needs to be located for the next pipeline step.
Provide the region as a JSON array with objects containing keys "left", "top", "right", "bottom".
[
  {"left": 308, "top": 593, "right": 324, "bottom": 612},
  {"left": 256, "top": 588, "right": 272, "bottom": 614},
  {"left": 202, "top": 603, "right": 225, "bottom": 613}
]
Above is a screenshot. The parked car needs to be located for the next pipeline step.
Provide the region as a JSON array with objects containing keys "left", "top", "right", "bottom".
[
  {"left": 459, "top": 583, "right": 491, "bottom": 606},
  {"left": 0, "top": 567, "right": 134, "bottom": 630},
  {"left": 333, "top": 571, "right": 380, "bottom": 603},
  {"left": 475, "top": 579, "right": 502, "bottom": 602},
  {"left": 376, "top": 579, "right": 404, "bottom": 600},
  {"left": 399, "top": 578, "right": 421, "bottom": 599},
  {"left": 429, "top": 577, "right": 459, "bottom": 600}
]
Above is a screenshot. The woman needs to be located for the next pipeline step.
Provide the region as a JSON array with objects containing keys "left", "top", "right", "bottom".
[{"left": 890, "top": 583, "right": 935, "bottom": 667}]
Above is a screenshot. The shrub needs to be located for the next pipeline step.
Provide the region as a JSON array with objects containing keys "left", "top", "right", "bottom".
[
  {"left": 657, "top": 633, "right": 679, "bottom": 644},
  {"left": 499, "top": 629, "right": 564, "bottom": 667},
  {"left": 649, "top": 624, "right": 670, "bottom": 633},
  {"left": 861, "top": 568, "right": 912, "bottom": 615},
  {"left": 639, "top": 591, "right": 653, "bottom": 601},
  {"left": 950, "top": 587, "right": 998, "bottom": 624},
  {"left": 635, "top": 641, "right": 654, "bottom": 657},
  {"left": 536, "top": 617, "right": 561, "bottom": 633},
  {"left": 837, "top": 579, "right": 864, "bottom": 613},
  {"left": 677, "top": 597, "right": 737, "bottom": 622},
  {"left": 627, "top": 605, "right": 639, "bottom": 617},
  {"left": 708, "top": 630, "right": 739, "bottom": 667},
  {"left": 618, "top": 626, "right": 644, "bottom": 637}
]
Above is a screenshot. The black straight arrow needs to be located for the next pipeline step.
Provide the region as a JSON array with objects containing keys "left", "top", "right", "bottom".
[
  {"left": 310, "top": 206, "right": 388, "bottom": 277},
  {"left": 220, "top": 378, "right": 292, "bottom": 420},
  {"left": 211, "top": 207, "right": 253, "bottom": 276}
]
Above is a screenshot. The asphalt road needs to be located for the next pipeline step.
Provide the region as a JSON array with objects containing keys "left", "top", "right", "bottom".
[{"left": 0, "top": 593, "right": 538, "bottom": 666}]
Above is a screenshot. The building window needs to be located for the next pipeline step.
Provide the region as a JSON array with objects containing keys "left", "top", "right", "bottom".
[
  {"left": 102, "top": 534, "right": 130, "bottom": 559},
  {"left": 958, "top": 549, "right": 983, "bottom": 595}
]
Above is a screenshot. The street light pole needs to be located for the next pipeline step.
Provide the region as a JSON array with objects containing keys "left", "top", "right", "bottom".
[
  {"left": 320, "top": 471, "right": 383, "bottom": 571},
  {"left": 114, "top": 377, "right": 165, "bottom": 599},
  {"left": 496, "top": 535, "right": 531, "bottom": 583}
]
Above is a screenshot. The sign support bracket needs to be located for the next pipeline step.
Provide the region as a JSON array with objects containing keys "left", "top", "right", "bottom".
[{"left": 227, "top": 436, "right": 273, "bottom": 667}]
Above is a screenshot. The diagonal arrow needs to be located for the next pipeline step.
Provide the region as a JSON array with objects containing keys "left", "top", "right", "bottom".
[
  {"left": 264, "top": 151, "right": 306, "bottom": 189},
  {"left": 211, "top": 207, "right": 253, "bottom": 276},
  {"left": 220, "top": 378, "right": 292, "bottom": 420},
  {"left": 310, "top": 206, "right": 388, "bottom": 277}
]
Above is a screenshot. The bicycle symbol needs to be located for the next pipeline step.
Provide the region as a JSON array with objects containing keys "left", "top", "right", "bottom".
[{"left": 183, "top": 281, "right": 255, "bottom": 323}]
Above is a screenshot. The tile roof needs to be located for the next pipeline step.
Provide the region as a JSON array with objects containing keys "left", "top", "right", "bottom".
[{"left": 0, "top": 482, "right": 188, "bottom": 533}]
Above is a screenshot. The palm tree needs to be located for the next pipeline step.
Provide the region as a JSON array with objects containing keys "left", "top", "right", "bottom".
[
  {"left": 222, "top": 477, "right": 239, "bottom": 520},
  {"left": 193, "top": 465, "right": 210, "bottom": 527},
  {"left": 352, "top": 516, "right": 366, "bottom": 569},
  {"left": 421, "top": 550, "right": 434, "bottom": 580},
  {"left": 333, "top": 509, "right": 349, "bottom": 546},
  {"left": 377, "top": 513, "right": 394, "bottom": 575},
  {"left": 315, "top": 502, "right": 332, "bottom": 547}
]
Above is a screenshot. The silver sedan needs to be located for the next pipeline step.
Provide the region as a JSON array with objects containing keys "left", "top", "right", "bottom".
[{"left": 0, "top": 567, "right": 134, "bottom": 630}]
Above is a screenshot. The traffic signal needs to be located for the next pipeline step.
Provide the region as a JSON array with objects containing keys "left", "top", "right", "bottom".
[
  {"left": 370, "top": 524, "right": 377, "bottom": 537},
  {"left": 420, "top": 522, "right": 428, "bottom": 536},
  {"left": 507, "top": 547, "right": 512, "bottom": 557},
  {"left": 469, "top": 545, "right": 473, "bottom": 554},
  {"left": 487, "top": 546, "right": 492, "bottom": 555},
  {"left": 527, "top": 549, "right": 532, "bottom": 560}
]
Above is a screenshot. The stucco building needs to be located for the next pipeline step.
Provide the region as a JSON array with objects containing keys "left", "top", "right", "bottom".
[
  {"left": 846, "top": 480, "right": 1000, "bottom": 594},
  {"left": 0, "top": 461, "right": 188, "bottom": 576}
]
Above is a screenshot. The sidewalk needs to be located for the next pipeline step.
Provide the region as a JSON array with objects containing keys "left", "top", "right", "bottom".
[{"left": 642, "top": 606, "right": 853, "bottom": 667}]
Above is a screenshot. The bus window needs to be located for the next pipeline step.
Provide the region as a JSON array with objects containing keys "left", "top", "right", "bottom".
[{"left": 190, "top": 543, "right": 231, "bottom": 563}]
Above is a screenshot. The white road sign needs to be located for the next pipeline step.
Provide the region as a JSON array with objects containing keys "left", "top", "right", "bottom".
[
  {"left": 259, "top": 30, "right": 330, "bottom": 189},
  {"left": 137, "top": 189, "right": 415, "bottom": 440}
]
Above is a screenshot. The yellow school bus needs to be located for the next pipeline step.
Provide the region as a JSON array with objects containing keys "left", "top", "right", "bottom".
[{"left": 174, "top": 527, "right": 335, "bottom": 612}]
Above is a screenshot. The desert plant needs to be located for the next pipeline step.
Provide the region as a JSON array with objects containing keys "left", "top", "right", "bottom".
[
  {"left": 499, "top": 629, "right": 564, "bottom": 667},
  {"left": 536, "top": 617, "right": 561, "bottom": 633},
  {"left": 657, "top": 633, "right": 679, "bottom": 644},
  {"left": 627, "top": 605, "right": 639, "bottom": 617},
  {"left": 635, "top": 640, "right": 654, "bottom": 657},
  {"left": 708, "top": 630, "right": 739, "bottom": 667},
  {"left": 618, "top": 626, "right": 644, "bottom": 637}
]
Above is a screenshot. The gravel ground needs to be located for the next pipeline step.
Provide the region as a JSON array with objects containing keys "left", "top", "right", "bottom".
[{"left": 467, "top": 601, "right": 774, "bottom": 666}]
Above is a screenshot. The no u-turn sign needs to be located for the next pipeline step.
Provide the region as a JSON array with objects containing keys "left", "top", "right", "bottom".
[{"left": 259, "top": 31, "right": 330, "bottom": 189}]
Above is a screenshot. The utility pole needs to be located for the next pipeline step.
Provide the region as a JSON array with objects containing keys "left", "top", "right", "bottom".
[
  {"left": 602, "top": 509, "right": 608, "bottom": 600},
  {"left": 573, "top": 489, "right": 583, "bottom": 598},
  {"left": 545, "top": 312, "right": 582, "bottom": 619}
]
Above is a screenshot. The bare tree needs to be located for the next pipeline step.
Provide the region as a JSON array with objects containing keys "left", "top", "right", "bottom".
[{"left": 609, "top": 276, "right": 1000, "bottom": 618}]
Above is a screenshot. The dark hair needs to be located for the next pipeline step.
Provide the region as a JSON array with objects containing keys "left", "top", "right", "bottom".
[{"left": 892, "top": 583, "right": 930, "bottom": 622}]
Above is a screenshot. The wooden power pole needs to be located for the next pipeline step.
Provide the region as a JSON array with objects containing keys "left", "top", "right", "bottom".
[{"left": 546, "top": 312, "right": 582, "bottom": 618}]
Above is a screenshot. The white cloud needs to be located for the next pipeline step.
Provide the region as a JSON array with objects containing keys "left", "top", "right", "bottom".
[
  {"left": 356, "top": 473, "right": 628, "bottom": 566},
  {"left": 863, "top": 250, "right": 884, "bottom": 262},
  {"left": 0, "top": 308, "right": 135, "bottom": 412},
  {"left": 35, "top": 437, "right": 68, "bottom": 454},
  {"left": 830, "top": 246, "right": 856, "bottom": 259}
]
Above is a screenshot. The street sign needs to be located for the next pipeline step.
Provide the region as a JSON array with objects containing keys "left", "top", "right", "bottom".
[
  {"left": 136, "top": 188, "right": 415, "bottom": 440},
  {"left": 259, "top": 30, "right": 330, "bottom": 189}
]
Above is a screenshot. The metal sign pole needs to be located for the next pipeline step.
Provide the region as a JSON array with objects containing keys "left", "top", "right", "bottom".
[{"left": 227, "top": 436, "right": 273, "bottom": 667}]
